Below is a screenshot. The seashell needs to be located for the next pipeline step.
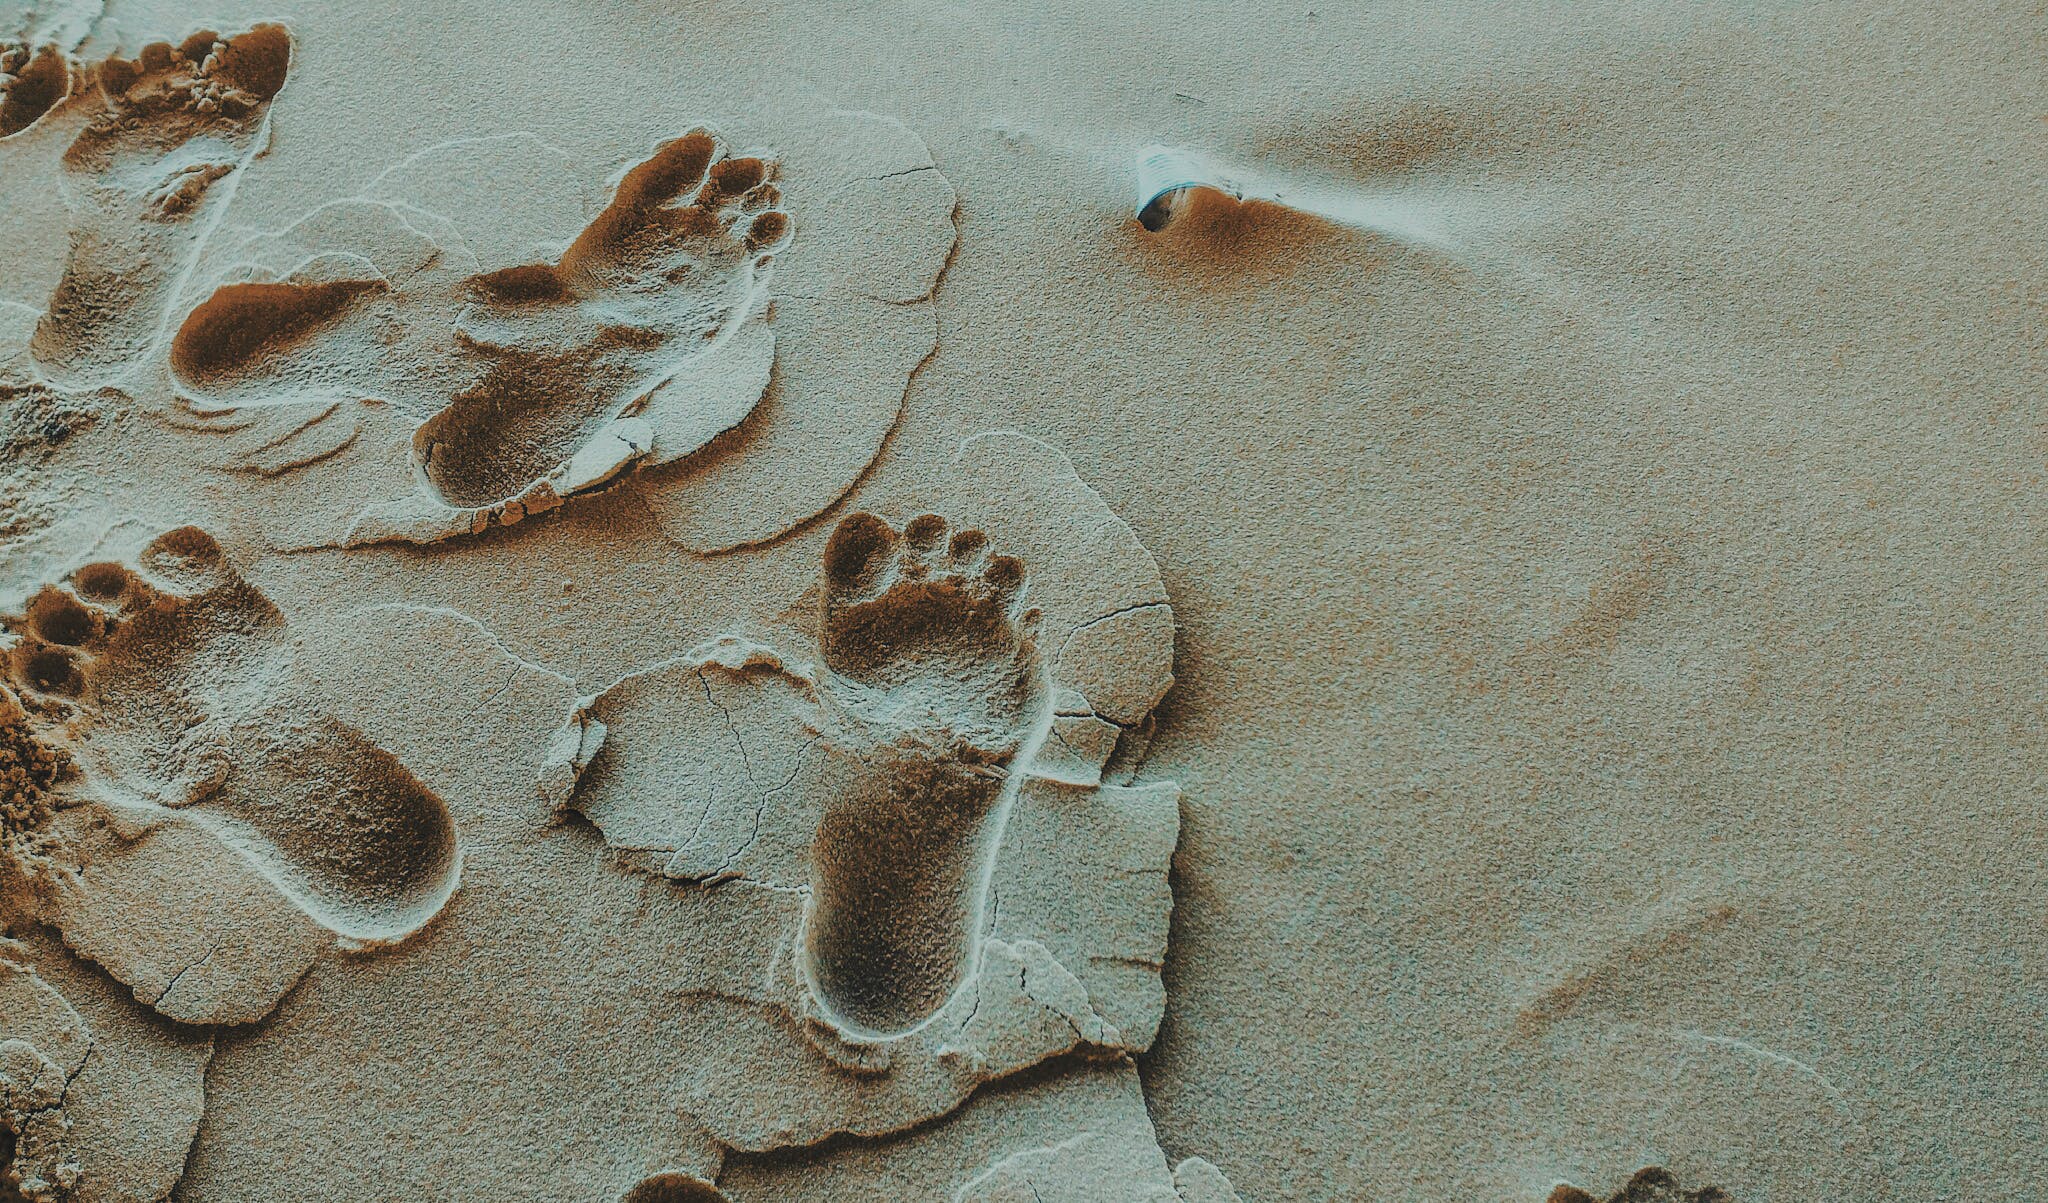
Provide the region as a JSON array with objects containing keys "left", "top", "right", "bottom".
[{"left": 1133, "top": 144, "right": 1244, "bottom": 231}]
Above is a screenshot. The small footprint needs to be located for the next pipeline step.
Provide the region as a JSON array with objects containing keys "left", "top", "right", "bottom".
[
  {"left": 165, "top": 198, "right": 456, "bottom": 418},
  {"left": 0, "top": 525, "right": 457, "bottom": 945},
  {"left": 803, "top": 511, "right": 1050, "bottom": 1036},
  {"left": 168, "top": 275, "right": 387, "bottom": 393},
  {"left": 415, "top": 128, "right": 790, "bottom": 509},
  {"left": 30, "top": 24, "right": 291, "bottom": 387}
]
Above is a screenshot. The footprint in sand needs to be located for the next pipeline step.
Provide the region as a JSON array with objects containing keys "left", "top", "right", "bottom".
[
  {"left": 547, "top": 433, "right": 1180, "bottom": 1151},
  {"left": 167, "top": 110, "right": 956, "bottom": 552},
  {"left": 1, "top": 525, "right": 458, "bottom": 949},
  {"left": 417, "top": 128, "right": 790, "bottom": 510},
  {"left": 30, "top": 24, "right": 290, "bottom": 388},
  {"left": 803, "top": 511, "right": 1050, "bottom": 1035},
  {"left": 168, "top": 127, "right": 791, "bottom": 532}
]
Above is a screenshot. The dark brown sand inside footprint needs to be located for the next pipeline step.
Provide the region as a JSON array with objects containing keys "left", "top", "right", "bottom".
[
  {"left": 0, "top": 41, "right": 70, "bottom": 138},
  {"left": 169, "top": 278, "right": 386, "bottom": 386},
  {"left": 1550, "top": 1168, "right": 1734, "bottom": 1203},
  {"left": 206, "top": 718, "right": 458, "bottom": 941},
  {"left": 802, "top": 511, "right": 1047, "bottom": 1035},
  {"left": 3, "top": 527, "right": 285, "bottom": 806},
  {"left": 620, "top": 1174, "right": 728, "bottom": 1203}
]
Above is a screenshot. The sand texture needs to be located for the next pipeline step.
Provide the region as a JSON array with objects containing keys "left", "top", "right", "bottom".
[{"left": 0, "top": 0, "right": 2042, "bottom": 1200}]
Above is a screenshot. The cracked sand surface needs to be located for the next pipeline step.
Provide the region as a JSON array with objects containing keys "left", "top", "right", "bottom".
[{"left": 0, "top": 933, "right": 211, "bottom": 1203}]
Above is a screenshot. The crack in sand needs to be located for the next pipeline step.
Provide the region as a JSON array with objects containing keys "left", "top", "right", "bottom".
[
  {"left": 151, "top": 943, "right": 221, "bottom": 1011},
  {"left": 346, "top": 604, "right": 572, "bottom": 685}
]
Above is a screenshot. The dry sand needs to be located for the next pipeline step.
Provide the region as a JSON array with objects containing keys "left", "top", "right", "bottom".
[{"left": 0, "top": 1, "right": 2042, "bottom": 1200}]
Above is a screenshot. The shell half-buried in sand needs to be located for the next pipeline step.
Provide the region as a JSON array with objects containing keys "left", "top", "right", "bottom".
[{"left": 1133, "top": 144, "right": 1247, "bottom": 231}]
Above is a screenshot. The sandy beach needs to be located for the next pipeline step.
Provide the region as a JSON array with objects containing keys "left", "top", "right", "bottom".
[{"left": 1, "top": 1, "right": 2042, "bottom": 1199}]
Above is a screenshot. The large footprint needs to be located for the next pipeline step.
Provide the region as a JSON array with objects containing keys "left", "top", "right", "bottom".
[
  {"left": 0, "top": 526, "right": 458, "bottom": 1019},
  {"left": 547, "top": 432, "right": 1180, "bottom": 1152},
  {"left": 30, "top": 24, "right": 290, "bottom": 388},
  {"left": 804, "top": 511, "right": 1050, "bottom": 1035}
]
